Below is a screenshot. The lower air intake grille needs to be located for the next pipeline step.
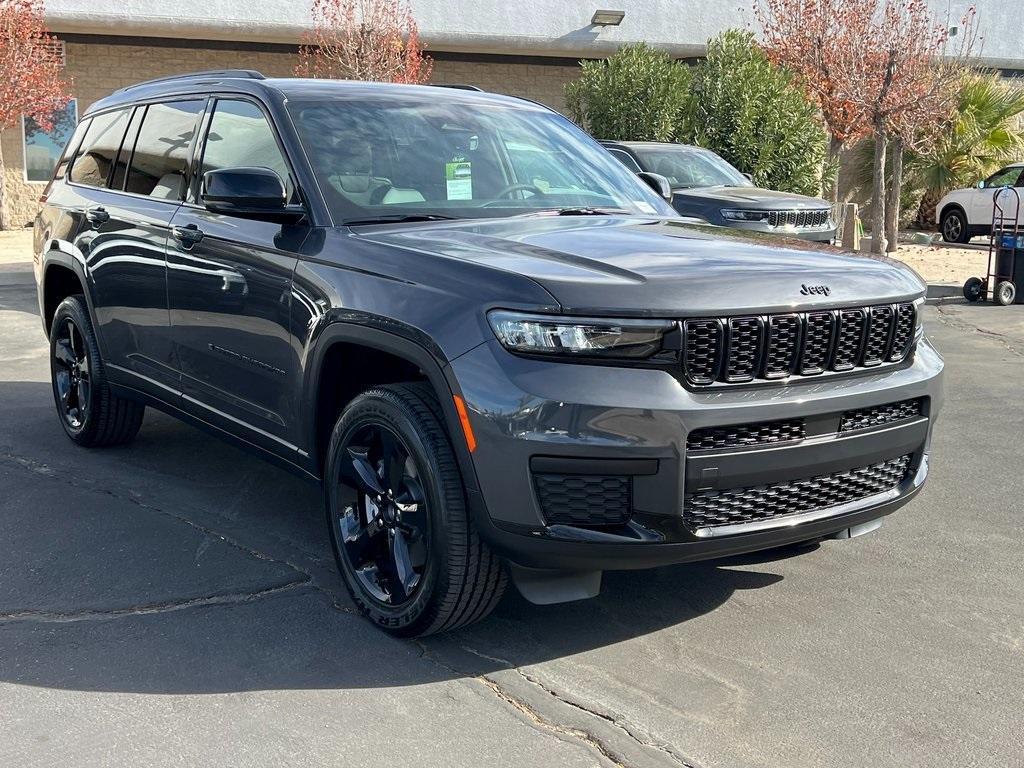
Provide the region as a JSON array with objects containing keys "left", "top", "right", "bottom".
[
  {"left": 535, "top": 474, "right": 631, "bottom": 527},
  {"left": 684, "top": 454, "right": 912, "bottom": 530},
  {"left": 840, "top": 398, "right": 923, "bottom": 432},
  {"left": 687, "top": 418, "right": 805, "bottom": 451}
]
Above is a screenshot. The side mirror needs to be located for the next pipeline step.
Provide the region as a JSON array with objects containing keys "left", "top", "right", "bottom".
[
  {"left": 977, "top": 180, "right": 986, "bottom": 189},
  {"left": 637, "top": 171, "right": 673, "bottom": 202},
  {"left": 202, "top": 167, "right": 304, "bottom": 222},
  {"left": 742, "top": 172, "right": 754, "bottom": 183}
]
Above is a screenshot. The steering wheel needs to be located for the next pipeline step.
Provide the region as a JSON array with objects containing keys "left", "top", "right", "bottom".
[{"left": 495, "top": 183, "right": 546, "bottom": 199}]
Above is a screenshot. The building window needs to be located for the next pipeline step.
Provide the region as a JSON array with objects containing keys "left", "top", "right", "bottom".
[{"left": 23, "top": 99, "right": 78, "bottom": 183}]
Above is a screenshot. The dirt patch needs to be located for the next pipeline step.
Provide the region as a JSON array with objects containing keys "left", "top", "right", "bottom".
[
  {"left": 882, "top": 241, "right": 989, "bottom": 286},
  {"left": 0, "top": 230, "right": 33, "bottom": 266}
]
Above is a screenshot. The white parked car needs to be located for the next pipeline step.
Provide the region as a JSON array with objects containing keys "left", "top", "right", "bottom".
[{"left": 936, "top": 163, "right": 1024, "bottom": 243}]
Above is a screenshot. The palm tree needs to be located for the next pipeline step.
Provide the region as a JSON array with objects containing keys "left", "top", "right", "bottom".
[{"left": 908, "top": 72, "right": 1024, "bottom": 227}]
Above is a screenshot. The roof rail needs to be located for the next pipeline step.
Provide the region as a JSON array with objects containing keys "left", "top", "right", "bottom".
[
  {"left": 432, "top": 83, "right": 484, "bottom": 92},
  {"left": 116, "top": 70, "right": 266, "bottom": 94}
]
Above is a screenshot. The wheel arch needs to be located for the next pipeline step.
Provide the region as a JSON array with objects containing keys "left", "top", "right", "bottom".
[
  {"left": 939, "top": 202, "right": 967, "bottom": 224},
  {"left": 40, "top": 250, "right": 94, "bottom": 338},
  {"left": 303, "top": 322, "right": 480, "bottom": 491}
]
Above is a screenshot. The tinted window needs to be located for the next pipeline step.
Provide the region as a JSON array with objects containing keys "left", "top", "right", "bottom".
[
  {"left": 52, "top": 117, "right": 91, "bottom": 183},
  {"left": 69, "top": 109, "right": 131, "bottom": 188},
  {"left": 288, "top": 95, "right": 674, "bottom": 223},
  {"left": 607, "top": 148, "right": 642, "bottom": 173},
  {"left": 632, "top": 147, "right": 752, "bottom": 189},
  {"left": 200, "top": 99, "right": 291, "bottom": 196},
  {"left": 985, "top": 167, "right": 1022, "bottom": 188},
  {"left": 110, "top": 107, "right": 143, "bottom": 191},
  {"left": 126, "top": 100, "right": 205, "bottom": 200}
]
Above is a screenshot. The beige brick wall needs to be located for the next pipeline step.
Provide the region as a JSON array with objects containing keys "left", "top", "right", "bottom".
[{"left": 0, "top": 41, "right": 580, "bottom": 228}]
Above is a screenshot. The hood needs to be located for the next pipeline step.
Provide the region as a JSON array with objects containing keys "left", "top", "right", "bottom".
[
  {"left": 674, "top": 185, "right": 831, "bottom": 209},
  {"left": 352, "top": 216, "right": 925, "bottom": 316}
]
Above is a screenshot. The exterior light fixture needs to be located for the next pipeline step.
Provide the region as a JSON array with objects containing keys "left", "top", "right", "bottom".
[{"left": 591, "top": 9, "right": 625, "bottom": 26}]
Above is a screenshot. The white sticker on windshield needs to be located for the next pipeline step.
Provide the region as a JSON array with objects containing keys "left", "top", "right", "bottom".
[
  {"left": 446, "top": 161, "right": 473, "bottom": 200},
  {"left": 634, "top": 201, "right": 657, "bottom": 214}
]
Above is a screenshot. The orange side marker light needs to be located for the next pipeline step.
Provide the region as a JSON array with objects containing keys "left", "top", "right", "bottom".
[{"left": 453, "top": 395, "right": 477, "bottom": 453}]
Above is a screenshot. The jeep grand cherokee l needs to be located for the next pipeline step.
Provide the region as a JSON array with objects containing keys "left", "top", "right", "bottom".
[{"left": 33, "top": 71, "right": 943, "bottom": 637}]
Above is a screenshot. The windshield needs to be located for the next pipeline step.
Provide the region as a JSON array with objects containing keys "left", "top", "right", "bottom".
[
  {"left": 633, "top": 147, "right": 752, "bottom": 189},
  {"left": 286, "top": 95, "right": 676, "bottom": 224}
]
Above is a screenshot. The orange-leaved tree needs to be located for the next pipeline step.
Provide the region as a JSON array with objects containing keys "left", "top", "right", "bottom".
[
  {"left": 0, "top": 0, "right": 71, "bottom": 229},
  {"left": 296, "top": 0, "right": 432, "bottom": 84},
  {"left": 758, "top": 0, "right": 974, "bottom": 252}
]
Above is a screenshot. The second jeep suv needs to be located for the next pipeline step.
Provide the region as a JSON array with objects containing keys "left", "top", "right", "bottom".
[{"left": 34, "top": 71, "right": 943, "bottom": 636}]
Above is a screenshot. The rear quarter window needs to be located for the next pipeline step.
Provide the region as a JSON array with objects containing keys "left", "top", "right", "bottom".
[{"left": 68, "top": 109, "right": 131, "bottom": 188}]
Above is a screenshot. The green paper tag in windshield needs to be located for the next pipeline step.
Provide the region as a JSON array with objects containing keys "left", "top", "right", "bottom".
[{"left": 445, "top": 161, "right": 473, "bottom": 200}]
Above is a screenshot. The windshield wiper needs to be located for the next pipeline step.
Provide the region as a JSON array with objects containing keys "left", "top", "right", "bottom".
[
  {"left": 526, "top": 206, "right": 631, "bottom": 217},
  {"left": 343, "top": 214, "right": 459, "bottom": 226}
]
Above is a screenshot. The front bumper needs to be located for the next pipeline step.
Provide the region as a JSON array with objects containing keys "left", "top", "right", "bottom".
[
  {"left": 451, "top": 336, "right": 944, "bottom": 571},
  {"left": 721, "top": 220, "right": 837, "bottom": 242}
]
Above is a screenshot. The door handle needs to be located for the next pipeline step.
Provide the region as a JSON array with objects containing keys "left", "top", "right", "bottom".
[
  {"left": 171, "top": 223, "right": 205, "bottom": 249},
  {"left": 85, "top": 207, "right": 109, "bottom": 227}
]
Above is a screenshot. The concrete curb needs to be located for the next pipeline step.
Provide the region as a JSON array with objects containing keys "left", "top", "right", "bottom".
[{"left": 926, "top": 283, "right": 966, "bottom": 306}]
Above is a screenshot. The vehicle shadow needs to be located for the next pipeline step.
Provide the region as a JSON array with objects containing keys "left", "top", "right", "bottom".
[{"left": 0, "top": 375, "right": 795, "bottom": 696}]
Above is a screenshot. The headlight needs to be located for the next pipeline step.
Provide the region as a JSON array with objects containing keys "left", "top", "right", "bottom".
[
  {"left": 488, "top": 311, "right": 673, "bottom": 359},
  {"left": 721, "top": 208, "right": 769, "bottom": 222}
]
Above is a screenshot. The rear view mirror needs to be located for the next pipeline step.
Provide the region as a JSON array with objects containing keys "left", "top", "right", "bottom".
[
  {"left": 637, "top": 171, "right": 673, "bottom": 202},
  {"left": 202, "top": 167, "right": 304, "bottom": 223}
]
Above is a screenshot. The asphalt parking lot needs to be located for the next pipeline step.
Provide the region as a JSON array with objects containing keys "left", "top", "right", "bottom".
[{"left": 1, "top": 260, "right": 1021, "bottom": 768}]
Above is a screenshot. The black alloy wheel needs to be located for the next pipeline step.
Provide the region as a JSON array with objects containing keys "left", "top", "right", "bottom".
[
  {"left": 325, "top": 383, "right": 507, "bottom": 637},
  {"left": 48, "top": 295, "right": 145, "bottom": 446},
  {"left": 52, "top": 316, "right": 91, "bottom": 432},
  {"left": 333, "top": 422, "right": 430, "bottom": 607}
]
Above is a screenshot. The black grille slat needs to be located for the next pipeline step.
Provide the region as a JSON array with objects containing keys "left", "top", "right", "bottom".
[
  {"left": 764, "top": 314, "right": 800, "bottom": 378},
  {"left": 681, "top": 302, "right": 916, "bottom": 386},
  {"left": 863, "top": 305, "right": 895, "bottom": 365},
  {"left": 840, "top": 398, "right": 923, "bottom": 432},
  {"left": 687, "top": 418, "right": 805, "bottom": 451},
  {"left": 683, "top": 319, "right": 723, "bottom": 385},
  {"left": 684, "top": 454, "right": 912, "bottom": 530},
  {"left": 888, "top": 303, "right": 916, "bottom": 361},
  {"left": 832, "top": 309, "right": 867, "bottom": 371},
  {"left": 725, "top": 317, "right": 763, "bottom": 382},
  {"left": 534, "top": 474, "right": 631, "bottom": 527},
  {"left": 801, "top": 311, "right": 836, "bottom": 374}
]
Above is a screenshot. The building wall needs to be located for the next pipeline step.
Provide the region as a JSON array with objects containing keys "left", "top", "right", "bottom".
[{"left": 1, "top": 40, "right": 581, "bottom": 228}]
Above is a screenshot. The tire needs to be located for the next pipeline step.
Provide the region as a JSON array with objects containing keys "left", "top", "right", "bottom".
[
  {"left": 994, "top": 280, "right": 1016, "bottom": 306},
  {"left": 963, "top": 276, "right": 984, "bottom": 302},
  {"left": 940, "top": 208, "right": 969, "bottom": 244},
  {"left": 49, "top": 295, "right": 145, "bottom": 447},
  {"left": 324, "top": 382, "right": 506, "bottom": 637}
]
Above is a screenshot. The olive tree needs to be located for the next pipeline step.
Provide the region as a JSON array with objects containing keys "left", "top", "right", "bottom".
[
  {"left": 564, "top": 44, "right": 691, "bottom": 142},
  {"left": 685, "top": 30, "right": 827, "bottom": 197}
]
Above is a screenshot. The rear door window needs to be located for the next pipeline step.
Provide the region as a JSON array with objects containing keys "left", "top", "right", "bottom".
[
  {"left": 68, "top": 109, "right": 131, "bottom": 188},
  {"left": 126, "top": 100, "right": 206, "bottom": 200}
]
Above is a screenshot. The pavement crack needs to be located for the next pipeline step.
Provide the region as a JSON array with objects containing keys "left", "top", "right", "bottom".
[
  {"left": 0, "top": 580, "right": 310, "bottom": 624},
  {"left": 935, "top": 306, "right": 1024, "bottom": 357},
  {"left": 413, "top": 641, "right": 700, "bottom": 768}
]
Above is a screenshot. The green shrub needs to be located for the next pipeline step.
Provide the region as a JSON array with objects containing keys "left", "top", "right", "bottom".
[
  {"left": 564, "top": 43, "right": 692, "bottom": 142},
  {"left": 685, "top": 30, "right": 826, "bottom": 196}
]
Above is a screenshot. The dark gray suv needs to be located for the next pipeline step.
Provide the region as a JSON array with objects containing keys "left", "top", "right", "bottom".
[{"left": 33, "top": 71, "right": 943, "bottom": 636}]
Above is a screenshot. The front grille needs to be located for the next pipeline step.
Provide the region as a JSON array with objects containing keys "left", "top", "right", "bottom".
[
  {"left": 840, "top": 398, "right": 923, "bottom": 433},
  {"left": 682, "top": 302, "right": 916, "bottom": 386},
  {"left": 767, "top": 209, "right": 831, "bottom": 228},
  {"left": 687, "top": 418, "right": 805, "bottom": 451},
  {"left": 684, "top": 454, "right": 912, "bottom": 530},
  {"left": 534, "top": 474, "right": 631, "bottom": 527}
]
